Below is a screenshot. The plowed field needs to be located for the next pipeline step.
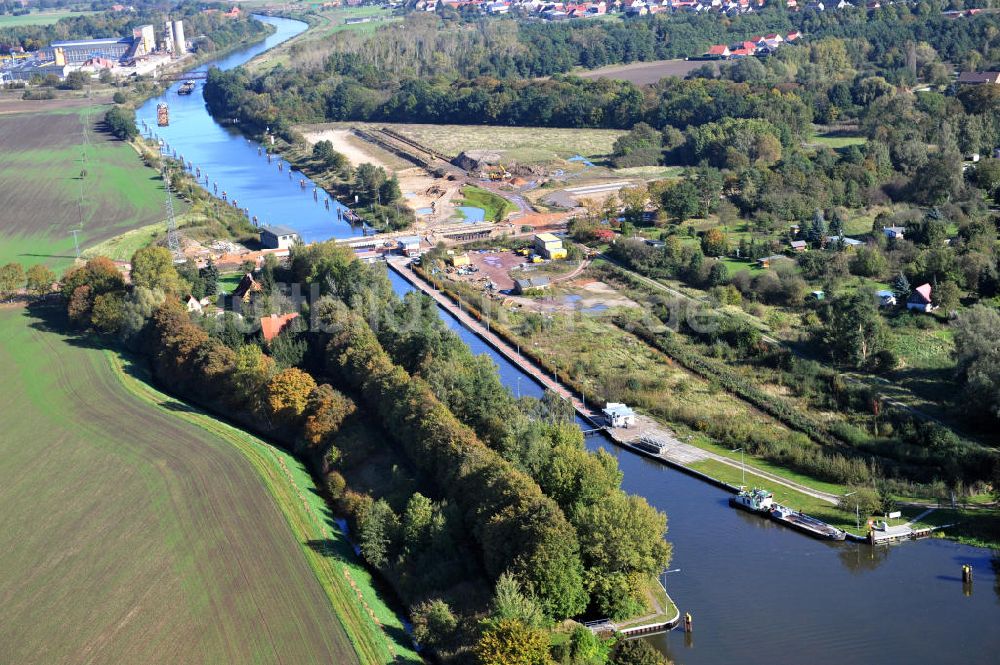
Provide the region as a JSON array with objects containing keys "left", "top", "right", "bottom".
[{"left": 0, "top": 307, "right": 363, "bottom": 665}]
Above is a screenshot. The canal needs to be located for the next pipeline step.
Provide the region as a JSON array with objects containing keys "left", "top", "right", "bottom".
[{"left": 139, "top": 16, "right": 1000, "bottom": 665}]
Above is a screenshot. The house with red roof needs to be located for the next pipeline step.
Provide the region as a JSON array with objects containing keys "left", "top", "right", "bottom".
[
  {"left": 260, "top": 313, "right": 300, "bottom": 343},
  {"left": 705, "top": 44, "right": 731, "bottom": 58},
  {"left": 907, "top": 283, "right": 936, "bottom": 313}
]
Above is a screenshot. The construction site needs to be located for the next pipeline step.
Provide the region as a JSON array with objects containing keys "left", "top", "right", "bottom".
[{"left": 298, "top": 120, "right": 668, "bottom": 240}]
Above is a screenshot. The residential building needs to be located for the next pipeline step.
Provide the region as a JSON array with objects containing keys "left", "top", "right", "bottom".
[
  {"left": 825, "top": 234, "right": 863, "bottom": 249},
  {"left": 907, "top": 283, "right": 935, "bottom": 313},
  {"left": 790, "top": 240, "right": 808, "bottom": 252},
  {"left": 705, "top": 44, "right": 731, "bottom": 58},
  {"left": 231, "top": 273, "right": 262, "bottom": 303},
  {"left": 957, "top": 71, "right": 1000, "bottom": 85},
  {"left": 883, "top": 226, "right": 906, "bottom": 240},
  {"left": 260, "top": 225, "right": 300, "bottom": 250},
  {"left": 260, "top": 312, "right": 300, "bottom": 343}
]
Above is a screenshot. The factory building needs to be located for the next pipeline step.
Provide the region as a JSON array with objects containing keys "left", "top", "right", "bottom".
[
  {"left": 2, "top": 20, "right": 183, "bottom": 83},
  {"left": 45, "top": 36, "right": 135, "bottom": 65}
]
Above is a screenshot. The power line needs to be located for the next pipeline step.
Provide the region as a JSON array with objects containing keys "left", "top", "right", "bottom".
[
  {"left": 70, "top": 229, "right": 82, "bottom": 259},
  {"left": 163, "top": 168, "right": 180, "bottom": 254}
]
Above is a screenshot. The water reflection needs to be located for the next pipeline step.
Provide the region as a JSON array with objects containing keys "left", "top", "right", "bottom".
[{"left": 837, "top": 542, "right": 892, "bottom": 574}]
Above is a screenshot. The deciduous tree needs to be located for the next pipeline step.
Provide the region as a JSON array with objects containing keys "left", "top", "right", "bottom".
[
  {"left": 25, "top": 264, "right": 55, "bottom": 295},
  {"left": 475, "top": 619, "right": 552, "bottom": 665},
  {"left": 301, "top": 384, "right": 356, "bottom": 448},
  {"left": 265, "top": 367, "right": 317, "bottom": 425},
  {"left": 0, "top": 262, "right": 25, "bottom": 298},
  {"left": 130, "top": 246, "right": 187, "bottom": 295}
]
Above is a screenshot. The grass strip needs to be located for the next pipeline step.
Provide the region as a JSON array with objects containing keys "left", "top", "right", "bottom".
[
  {"left": 458, "top": 185, "right": 517, "bottom": 221},
  {"left": 105, "top": 351, "right": 420, "bottom": 665}
]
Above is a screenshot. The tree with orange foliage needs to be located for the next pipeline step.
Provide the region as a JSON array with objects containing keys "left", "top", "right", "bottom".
[
  {"left": 266, "top": 367, "right": 317, "bottom": 425},
  {"left": 302, "top": 384, "right": 356, "bottom": 450}
]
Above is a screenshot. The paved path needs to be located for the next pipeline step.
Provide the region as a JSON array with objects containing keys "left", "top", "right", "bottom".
[
  {"left": 610, "top": 415, "right": 840, "bottom": 504},
  {"left": 905, "top": 507, "right": 937, "bottom": 527}
]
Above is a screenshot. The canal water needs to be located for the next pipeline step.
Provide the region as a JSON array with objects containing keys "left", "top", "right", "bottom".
[
  {"left": 141, "top": 17, "right": 1000, "bottom": 665},
  {"left": 135, "top": 16, "right": 363, "bottom": 243}
]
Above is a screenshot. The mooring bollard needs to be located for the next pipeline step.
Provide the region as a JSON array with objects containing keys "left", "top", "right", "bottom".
[
  {"left": 684, "top": 612, "right": 693, "bottom": 633},
  {"left": 962, "top": 564, "right": 973, "bottom": 584}
]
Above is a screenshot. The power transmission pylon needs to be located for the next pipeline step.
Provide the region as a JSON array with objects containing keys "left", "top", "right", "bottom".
[{"left": 163, "top": 168, "right": 181, "bottom": 255}]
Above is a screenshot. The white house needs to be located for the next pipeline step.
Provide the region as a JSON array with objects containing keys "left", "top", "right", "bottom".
[
  {"left": 398, "top": 236, "right": 422, "bottom": 257},
  {"left": 603, "top": 402, "right": 636, "bottom": 428},
  {"left": 260, "top": 225, "right": 300, "bottom": 250}
]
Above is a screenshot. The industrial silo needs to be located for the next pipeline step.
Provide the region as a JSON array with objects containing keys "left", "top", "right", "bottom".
[{"left": 172, "top": 20, "right": 186, "bottom": 55}]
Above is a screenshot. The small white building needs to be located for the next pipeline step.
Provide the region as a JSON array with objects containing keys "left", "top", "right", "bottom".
[
  {"left": 260, "top": 225, "right": 300, "bottom": 250},
  {"left": 398, "top": 236, "right": 422, "bottom": 257},
  {"left": 883, "top": 226, "right": 906, "bottom": 240},
  {"left": 603, "top": 402, "right": 636, "bottom": 428}
]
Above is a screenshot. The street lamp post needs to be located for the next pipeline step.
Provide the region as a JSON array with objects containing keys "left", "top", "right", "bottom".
[
  {"left": 844, "top": 491, "right": 860, "bottom": 531},
  {"left": 730, "top": 447, "right": 745, "bottom": 487}
]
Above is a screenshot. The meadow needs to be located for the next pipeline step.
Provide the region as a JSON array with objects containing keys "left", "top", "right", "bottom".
[
  {"left": 0, "top": 306, "right": 416, "bottom": 664},
  {"left": 0, "top": 106, "right": 174, "bottom": 273},
  {"left": 300, "top": 120, "right": 626, "bottom": 164}
]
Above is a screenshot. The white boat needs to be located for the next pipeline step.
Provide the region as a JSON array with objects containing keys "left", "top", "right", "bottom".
[{"left": 729, "top": 486, "right": 774, "bottom": 514}]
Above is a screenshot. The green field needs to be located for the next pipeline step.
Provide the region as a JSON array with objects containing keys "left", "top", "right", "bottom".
[
  {"left": 0, "top": 306, "right": 416, "bottom": 664},
  {"left": 807, "top": 126, "right": 868, "bottom": 149},
  {"left": 0, "top": 9, "right": 95, "bottom": 27},
  {"left": 0, "top": 106, "right": 176, "bottom": 273}
]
